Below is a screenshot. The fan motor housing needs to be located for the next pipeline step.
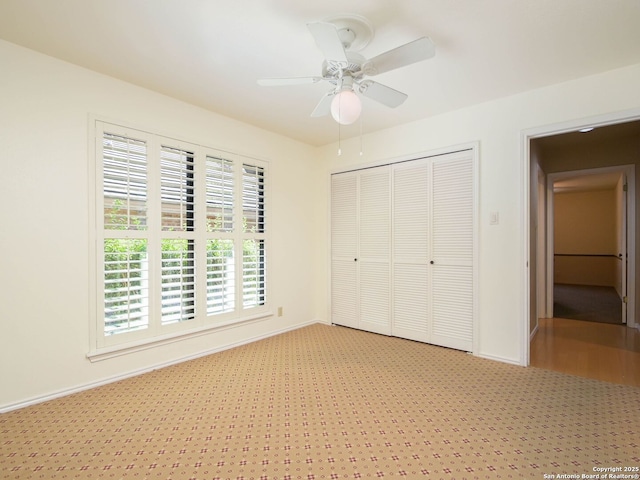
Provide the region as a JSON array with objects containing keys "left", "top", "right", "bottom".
[{"left": 322, "top": 52, "right": 367, "bottom": 80}]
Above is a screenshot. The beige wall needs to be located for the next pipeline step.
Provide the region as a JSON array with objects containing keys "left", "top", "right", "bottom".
[{"left": 554, "top": 189, "right": 617, "bottom": 286}]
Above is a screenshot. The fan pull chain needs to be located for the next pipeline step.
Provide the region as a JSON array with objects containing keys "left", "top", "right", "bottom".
[
  {"left": 359, "top": 112, "right": 363, "bottom": 156},
  {"left": 337, "top": 98, "right": 342, "bottom": 156}
]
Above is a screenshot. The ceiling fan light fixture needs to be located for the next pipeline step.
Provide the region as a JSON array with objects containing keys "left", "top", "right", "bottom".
[{"left": 331, "top": 90, "right": 361, "bottom": 125}]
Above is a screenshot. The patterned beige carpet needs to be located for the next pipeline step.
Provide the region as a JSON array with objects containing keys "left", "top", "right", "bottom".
[{"left": 1, "top": 324, "right": 639, "bottom": 479}]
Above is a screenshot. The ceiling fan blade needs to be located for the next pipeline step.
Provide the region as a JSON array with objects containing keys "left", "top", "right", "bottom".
[
  {"left": 359, "top": 81, "right": 407, "bottom": 108},
  {"left": 311, "top": 92, "right": 335, "bottom": 117},
  {"left": 307, "top": 22, "right": 348, "bottom": 64},
  {"left": 257, "top": 77, "right": 323, "bottom": 86},
  {"left": 363, "top": 37, "right": 435, "bottom": 76}
]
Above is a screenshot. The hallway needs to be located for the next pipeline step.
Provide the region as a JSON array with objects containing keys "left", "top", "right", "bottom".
[
  {"left": 553, "top": 283, "right": 622, "bottom": 324},
  {"left": 530, "top": 317, "right": 640, "bottom": 386}
]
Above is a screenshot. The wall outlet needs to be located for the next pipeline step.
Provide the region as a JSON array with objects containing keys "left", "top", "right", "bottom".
[{"left": 277, "top": 306, "right": 283, "bottom": 317}]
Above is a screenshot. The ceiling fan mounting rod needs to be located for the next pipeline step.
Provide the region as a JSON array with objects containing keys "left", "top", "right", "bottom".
[{"left": 338, "top": 27, "right": 356, "bottom": 49}]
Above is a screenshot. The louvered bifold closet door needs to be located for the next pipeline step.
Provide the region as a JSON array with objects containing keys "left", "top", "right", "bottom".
[
  {"left": 358, "top": 166, "right": 391, "bottom": 335},
  {"left": 331, "top": 172, "right": 359, "bottom": 328},
  {"left": 392, "top": 159, "right": 430, "bottom": 342},
  {"left": 430, "top": 152, "right": 474, "bottom": 351}
]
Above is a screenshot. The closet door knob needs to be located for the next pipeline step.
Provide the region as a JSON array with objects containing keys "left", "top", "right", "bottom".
[{"left": 430, "top": 260, "right": 434, "bottom": 264}]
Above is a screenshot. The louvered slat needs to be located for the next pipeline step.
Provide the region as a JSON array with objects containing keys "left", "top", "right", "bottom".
[
  {"left": 331, "top": 173, "right": 357, "bottom": 258},
  {"left": 392, "top": 263, "right": 428, "bottom": 341},
  {"left": 242, "top": 239, "right": 265, "bottom": 308},
  {"left": 161, "top": 146, "right": 195, "bottom": 232},
  {"left": 206, "top": 239, "right": 235, "bottom": 315},
  {"left": 160, "top": 238, "right": 196, "bottom": 325},
  {"left": 331, "top": 260, "right": 358, "bottom": 328},
  {"left": 206, "top": 156, "right": 234, "bottom": 232},
  {"left": 103, "top": 238, "right": 149, "bottom": 334},
  {"left": 242, "top": 164, "right": 265, "bottom": 234},
  {"left": 359, "top": 262, "right": 390, "bottom": 334},
  {"left": 432, "top": 265, "right": 473, "bottom": 350},
  {"left": 431, "top": 155, "right": 474, "bottom": 351},
  {"left": 393, "top": 163, "right": 429, "bottom": 260},
  {"left": 359, "top": 168, "right": 390, "bottom": 259},
  {"left": 432, "top": 157, "right": 473, "bottom": 265},
  {"left": 103, "top": 133, "right": 147, "bottom": 230}
]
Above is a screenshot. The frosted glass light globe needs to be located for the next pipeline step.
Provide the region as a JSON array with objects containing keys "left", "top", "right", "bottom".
[{"left": 331, "top": 90, "right": 362, "bottom": 125}]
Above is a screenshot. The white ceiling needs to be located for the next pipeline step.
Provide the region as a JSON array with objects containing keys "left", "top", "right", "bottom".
[{"left": 2, "top": 0, "right": 640, "bottom": 146}]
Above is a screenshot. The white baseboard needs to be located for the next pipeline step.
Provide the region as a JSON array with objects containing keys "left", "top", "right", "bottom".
[
  {"left": 530, "top": 323, "right": 539, "bottom": 341},
  {"left": 477, "top": 352, "right": 523, "bottom": 366},
  {"left": 0, "top": 319, "right": 319, "bottom": 414}
]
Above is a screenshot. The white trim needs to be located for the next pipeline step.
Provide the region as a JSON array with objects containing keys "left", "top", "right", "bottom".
[
  {"left": 521, "top": 107, "right": 640, "bottom": 367},
  {"left": 529, "top": 322, "right": 539, "bottom": 342},
  {"left": 520, "top": 130, "right": 531, "bottom": 367},
  {"left": 328, "top": 141, "right": 479, "bottom": 175},
  {"left": 471, "top": 144, "right": 480, "bottom": 357},
  {"left": 1, "top": 320, "right": 318, "bottom": 414},
  {"left": 88, "top": 113, "right": 273, "bottom": 166},
  {"left": 87, "top": 310, "right": 274, "bottom": 362},
  {"left": 477, "top": 352, "right": 522, "bottom": 366}
]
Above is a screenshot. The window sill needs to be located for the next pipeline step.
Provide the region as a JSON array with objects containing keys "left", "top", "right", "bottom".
[{"left": 87, "top": 311, "right": 273, "bottom": 362}]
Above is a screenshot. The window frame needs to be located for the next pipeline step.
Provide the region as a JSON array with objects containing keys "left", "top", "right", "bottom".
[{"left": 89, "top": 120, "right": 270, "bottom": 358}]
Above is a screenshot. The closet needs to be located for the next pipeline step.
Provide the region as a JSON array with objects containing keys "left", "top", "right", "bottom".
[{"left": 330, "top": 149, "right": 475, "bottom": 352}]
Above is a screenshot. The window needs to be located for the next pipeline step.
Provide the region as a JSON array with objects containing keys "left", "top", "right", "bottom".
[{"left": 95, "top": 122, "right": 268, "bottom": 349}]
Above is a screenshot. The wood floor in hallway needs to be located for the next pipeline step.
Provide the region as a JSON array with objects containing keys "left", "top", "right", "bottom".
[{"left": 530, "top": 317, "right": 640, "bottom": 387}]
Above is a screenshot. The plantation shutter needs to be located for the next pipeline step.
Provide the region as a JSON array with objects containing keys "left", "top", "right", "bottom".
[
  {"left": 94, "top": 121, "right": 270, "bottom": 350},
  {"left": 431, "top": 154, "right": 474, "bottom": 351},
  {"left": 159, "top": 146, "right": 196, "bottom": 325},
  {"left": 206, "top": 156, "right": 234, "bottom": 232},
  {"left": 205, "top": 155, "right": 235, "bottom": 315},
  {"left": 103, "top": 133, "right": 148, "bottom": 231},
  {"left": 101, "top": 131, "right": 150, "bottom": 336},
  {"left": 242, "top": 163, "right": 266, "bottom": 309}
]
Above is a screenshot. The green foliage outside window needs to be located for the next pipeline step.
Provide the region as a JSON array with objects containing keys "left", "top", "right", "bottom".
[{"left": 103, "top": 201, "right": 262, "bottom": 333}]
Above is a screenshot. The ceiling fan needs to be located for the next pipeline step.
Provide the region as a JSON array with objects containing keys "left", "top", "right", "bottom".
[{"left": 257, "top": 15, "right": 436, "bottom": 125}]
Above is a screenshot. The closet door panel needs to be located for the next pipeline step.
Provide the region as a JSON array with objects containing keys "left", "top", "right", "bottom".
[
  {"left": 331, "top": 260, "right": 358, "bottom": 328},
  {"left": 358, "top": 167, "right": 391, "bottom": 334},
  {"left": 431, "top": 265, "right": 473, "bottom": 351},
  {"left": 359, "top": 262, "right": 390, "bottom": 335},
  {"left": 392, "top": 160, "right": 430, "bottom": 341},
  {"left": 431, "top": 154, "right": 474, "bottom": 351},
  {"left": 331, "top": 172, "right": 358, "bottom": 328},
  {"left": 359, "top": 167, "right": 391, "bottom": 259},
  {"left": 331, "top": 173, "right": 358, "bottom": 259},
  {"left": 330, "top": 150, "right": 475, "bottom": 352},
  {"left": 392, "top": 263, "right": 429, "bottom": 341},
  {"left": 432, "top": 156, "right": 474, "bottom": 266},
  {"left": 393, "top": 162, "right": 429, "bottom": 260}
]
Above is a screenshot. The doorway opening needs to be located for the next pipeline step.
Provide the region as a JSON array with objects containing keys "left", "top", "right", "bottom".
[
  {"left": 524, "top": 114, "right": 640, "bottom": 382},
  {"left": 546, "top": 167, "right": 630, "bottom": 326}
]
